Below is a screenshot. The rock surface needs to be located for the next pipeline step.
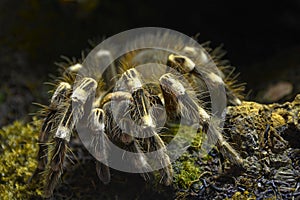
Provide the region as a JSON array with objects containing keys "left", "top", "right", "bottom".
[{"left": 1, "top": 95, "right": 299, "bottom": 199}]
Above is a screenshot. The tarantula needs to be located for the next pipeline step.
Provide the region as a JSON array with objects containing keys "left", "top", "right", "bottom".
[{"left": 31, "top": 34, "right": 245, "bottom": 197}]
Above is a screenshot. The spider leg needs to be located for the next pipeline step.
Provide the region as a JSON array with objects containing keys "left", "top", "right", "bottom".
[
  {"left": 167, "top": 54, "right": 242, "bottom": 105},
  {"left": 30, "top": 83, "right": 71, "bottom": 184},
  {"left": 159, "top": 73, "right": 210, "bottom": 125},
  {"left": 103, "top": 96, "right": 154, "bottom": 182},
  {"left": 43, "top": 77, "right": 97, "bottom": 197},
  {"left": 94, "top": 49, "right": 117, "bottom": 89},
  {"left": 88, "top": 108, "right": 111, "bottom": 184},
  {"left": 118, "top": 68, "right": 173, "bottom": 185},
  {"left": 159, "top": 73, "right": 243, "bottom": 166},
  {"left": 132, "top": 89, "right": 173, "bottom": 185}
]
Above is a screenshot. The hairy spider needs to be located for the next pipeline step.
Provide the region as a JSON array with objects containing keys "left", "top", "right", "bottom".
[{"left": 30, "top": 33, "right": 245, "bottom": 197}]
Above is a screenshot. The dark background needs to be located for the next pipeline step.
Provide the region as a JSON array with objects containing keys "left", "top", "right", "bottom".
[{"left": 0, "top": 0, "right": 300, "bottom": 125}]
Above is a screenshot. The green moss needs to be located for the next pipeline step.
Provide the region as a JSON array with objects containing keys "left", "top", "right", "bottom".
[
  {"left": 229, "top": 191, "right": 256, "bottom": 200},
  {"left": 0, "top": 118, "right": 42, "bottom": 199},
  {"left": 161, "top": 123, "right": 205, "bottom": 194},
  {"left": 173, "top": 153, "right": 201, "bottom": 190}
]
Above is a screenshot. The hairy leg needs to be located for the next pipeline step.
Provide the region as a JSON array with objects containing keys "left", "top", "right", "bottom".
[{"left": 159, "top": 73, "right": 243, "bottom": 166}]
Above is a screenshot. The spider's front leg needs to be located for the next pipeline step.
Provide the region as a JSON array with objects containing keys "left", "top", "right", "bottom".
[
  {"left": 114, "top": 68, "right": 173, "bottom": 185},
  {"left": 30, "top": 82, "right": 71, "bottom": 183},
  {"left": 99, "top": 97, "right": 155, "bottom": 182},
  {"left": 41, "top": 77, "right": 97, "bottom": 197},
  {"left": 159, "top": 73, "right": 244, "bottom": 166},
  {"left": 132, "top": 87, "right": 173, "bottom": 185}
]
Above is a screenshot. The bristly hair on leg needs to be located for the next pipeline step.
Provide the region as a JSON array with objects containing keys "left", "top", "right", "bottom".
[
  {"left": 43, "top": 138, "right": 68, "bottom": 198},
  {"left": 202, "top": 42, "right": 246, "bottom": 105}
]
